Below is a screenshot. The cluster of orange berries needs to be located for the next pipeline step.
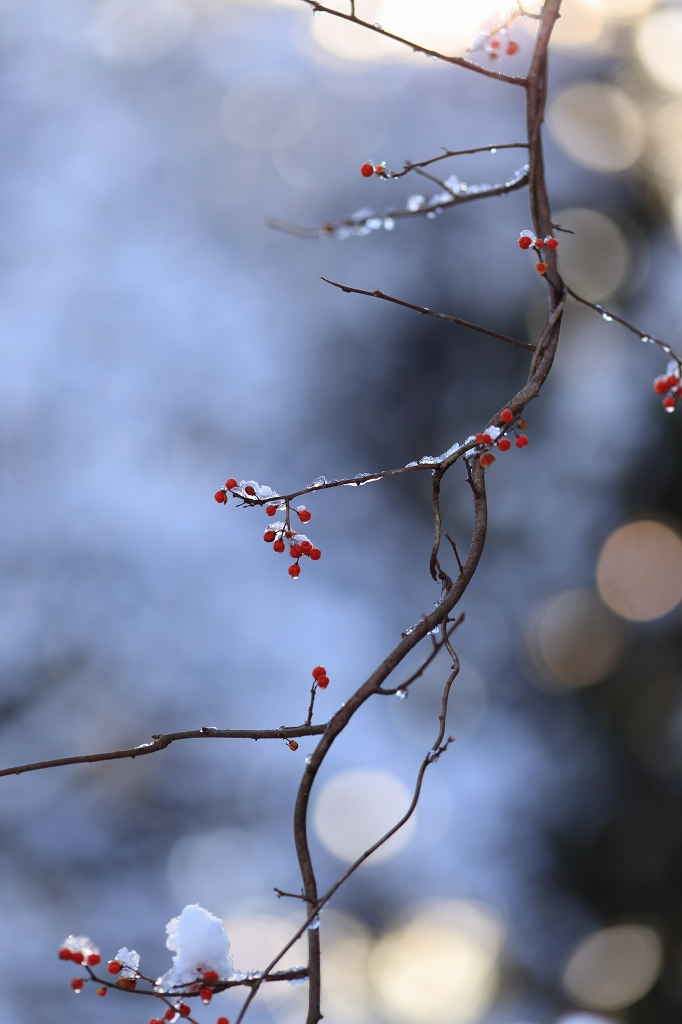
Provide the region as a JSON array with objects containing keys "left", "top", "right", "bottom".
[
  {"left": 475, "top": 408, "right": 528, "bottom": 468},
  {"left": 653, "top": 364, "right": 681, "bottom": 411},
  {"left": 518, "top": 229, "right": 558, "bottom": 274}
]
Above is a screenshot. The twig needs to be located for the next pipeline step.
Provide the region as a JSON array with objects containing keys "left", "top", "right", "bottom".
[
  {"left": 566, "top": 286, "right": 682, "bottom": 369},
  {"left": 385, "top": 142, "right": 529, "bottom": 180}
]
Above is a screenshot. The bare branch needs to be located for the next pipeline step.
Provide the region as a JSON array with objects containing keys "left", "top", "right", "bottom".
[
  {"left": 298, "top": 1, "right": 528, "bottom": 86},
  {"left": 377, "top": 615, "right": 464, "bottom": 695},
  {"left": 0, "top": 723, "right": 327, "bottom": 779},
  {"left": 384, "top": 142, "right": 529, "bottom": 180},
  {"left": 566, "top": 286, "right": 682, "bottom": 369},
  {"left": 321, "top": 278, "right": 535, "bottom": 351}
]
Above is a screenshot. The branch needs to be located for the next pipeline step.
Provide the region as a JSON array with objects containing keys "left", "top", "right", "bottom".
[
  {"left": 0, "top": 723, "right": 328, "bottom": 778},
  {"left": 377, "top": 615, "right": 464, "bottom": 695},
  {"left": 566, "top": 286, "right": 682, "bottom": 369},
  {"left": 321, "top": 278, "right": 535, "bottom": 351},
  {"left": 384, "top": 142, "right": 529, "bottom": 180},
  {"left": 298, "top": 0, "right": 528, "bottom": 86},
  {"left": 267, "top": 164, "right": 530, "bottom": 239}
]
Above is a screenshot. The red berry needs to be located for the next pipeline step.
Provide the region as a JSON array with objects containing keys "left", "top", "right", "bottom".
[
  {"left": 204, "top": 971, "right": 219, "bottom": 983},
  {"left": 516, "top": 434, "right": 529, "bottom": 447},
  {"left": 225, "top": 478, "right": 238, "bottom": 490},
  {"left": 518, "top": 236, "right": 532, "bottom": 249},
  {"left": 545, "top": 236, "right": 558, "bottom": 249},
  {"left": 96, "top": 987, "right": 107, "bottom": 996},
  {"left": 200, "top": 987, "right": 213, "bottom": 1004},
  {"left": 179, "top": 1004, "right": 191, "bottom": 1016},
  {"left": 118, "top": 977, "right": 136, "bottom": 989},
  {"left": 300, "top": 540, "right": 313, "bottom": 554},
  {"left": 518, "top": 419, "right": 527, "bottom": 428},
  {"left": 71, "top": 951, "right": 85, "bottom": 963},
  {"left": 536, "top": 262, "right": 548, "bottom": 274},
  {"left": 654, "top": 377, "right": 669, "bottom": 395},
  {"left": 71, "top": 978, "right": 84, "bottom": 992},
  {"left": 475, "top": 433, "right": 492, "bottom": 445},
  {"left": 490, "top": 37, "right": 501, "bottom": 48},
  {"left": 108, "top": 961, "right": 122, "bottom": 975},
  {"left": 297, "top": 509, "right": 312, "bottom": 523},
  {"left": 214, "top": 490, "right": 227, "bottom": 503},
  {"left": 217, "top": 1018, "right": 230, "bottom": 1024},
  {"left": 245, "top": 486, "right": 256, "bottom": 496},
  {"left": 287, "top": 739, "right": 299, "bottom": 750},
  {"left": 312, "top": 666, "right": 326, "bottom": 678},
  {"left": 59, "top": 947, "right": 72, "bottom": 960},
  {"left": 273, "top": 539, "right": 285, "bottom": 553},
  {"left": 150, "top": 1019, "right": 165, "bottom": 1024},
  {"left": 317, "top": 675, "right": 329, "bottom": 689},
  {"left": 165, "top": 1011, "right": 176, "bottom": 1021},
  {"left": 309, "top": 548, "right": 321, "bottom": 560},
  {"left": 666, "top": 375, "right": 679, "bottom": 389},
  {"left": 266, "top": 504, "right": 277, "bottom": 516},
  {"left": 289, "top": 564, "right": 301, "bottom": 578},
  {"left": 264, "top": 530, "right": 276, "bottom": 543},
  {"left": 360, "top": 162, "right": 374, "bottom": 177},
  {"left": 506, "top": 39, "right": 519, "bottom": 54},
  {"left": 290, "top": 544, "right": 303, "bottom": 558},
  {"left": 663, "top": 395, "right": 676, "bottom": 410},
  {"left": 480, "top": 453, "right": 495, "bottom": 468},
  {"left": 497, "top": 438, "right": 511, "bottom": 451},
  {"left": 88, "top": 953, "right": 101, "bottom": 966},
  {"left": 500, "top": 409, "right": 514, "bottom": 423}
]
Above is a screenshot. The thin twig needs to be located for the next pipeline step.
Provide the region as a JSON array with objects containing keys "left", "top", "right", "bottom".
[
  {"left": 385, "top": 142, "right": 529, "bottom": 180},
  {"left": 566, "top": 286, "right": 682, "bottom": 369}
]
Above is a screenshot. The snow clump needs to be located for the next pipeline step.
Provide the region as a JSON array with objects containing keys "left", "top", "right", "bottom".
[{"left": 157, "top": 905, "right": 233, "bottom": 991}]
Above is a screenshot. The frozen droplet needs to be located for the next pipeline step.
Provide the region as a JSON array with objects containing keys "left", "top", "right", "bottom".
[
  {"left": 641, "top": 335, "right": 653, "bottom": 343},
  {"left": 407, "top": 195, "right": 425, "bottom": 213},
  {"left": 426, "top": 211, "right": 436, "bottom": 219},
  {"left": 312, "top": 8, "right": 323, "bottom": 14},
  {"left": 665, "top": 405, "right": 676, "bottom": 413},
  {"left": 663, "top": 345, "right": 671, "bottom": 353},
  {"left": 490, "top": 147, "right": 497, "bottom": 153},
  {"left": 602, "top": 313, "right": 613, "bottom": 322},
  {"left": 308, "top": 916, "right": 320, "bottom": 930},
  {"left": 383, "top": 217, "right": 395, "bottom": 231},
  {"left": 396, "top": 689, "right": 408, "bottom": 700},
  {"left": 305, "top": 755, "right": 312, "bottom": 765},
  {"left": 311, "top": 476, "right": 327, "bottom": 487},
  {"left": 367, "top": 217, "right": 382, "bottom": 230},
  {"left": 372, "top": 21, "right": 383, "bottom": 28},
  {"left": 428, "top": 54, "right": 439, "bottom": 60}
]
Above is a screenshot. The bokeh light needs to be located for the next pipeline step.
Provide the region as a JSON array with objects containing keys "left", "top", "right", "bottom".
[
  {"left": 368, "top": 900, "right": 503, "bottom": 1024},
  {"left": 91, "top": 0, "right": 192, "bottom": 62},
  {"left": 313, "top": 769, "right": 416, "bottom": 863},
  {"left": 550, "top": 0, "right": 605, "bottom": 51},
  {"left": 562, "top": 924, "right": 663, "bottom": 1010},
  {"left": 582, "top": 0, "right": 655, "bottom": 21},
  {"left": 636, "top": 9, "right": 682, "bottom": 94},
  {"left": 220, "top": 71, "right": 318, "bottom": 151},
  {"left": 527, "top": 589, "right": 624, "bottom": 689},
  {"left": 552, "top": 208, "right": 630, "bottom": 301},
  {"left": 223, "top": 912, "right": 307, "bottom": 1005},
  {"left": 596, "top": 521, "right": 682, "bottom": 622},
  {"left": 547, "top": 83, "right": 643, "bottom": 172}
]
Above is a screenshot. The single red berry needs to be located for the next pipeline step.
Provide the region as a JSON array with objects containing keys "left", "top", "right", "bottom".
[
  {"left": 545, "top": 236, "right": 558, "bottom": 250},
  {"left": 317, "top": 675, "right": 329, "bottom": 689},
  {"left": 266, "top": 504, "right": 277, "bottom": 516},
  {"left": 309, "top": 548, "right": 321, "bottom": 560},
  {"left": 225, "top": 478, "right": 238, "bottom": 490},
  {"left": 118, "top": 978, "right": 137, "bottom": 989},
  {"left": 518, "top": 236, "right": 532, "bottom": 249},
  {"left": 297, "top": 509, "right": 312, "bottom": 523},
  {"left": 88, "top": 953, "right": 101, "bottom": 966},
  {"left": 96, "top": 987, "right": 107, "bottom": 996},
  {"left": 108, "top": 960, "right": 122, "bottom": 975},
  {"left": 287, "top": 739, "right": 299, "bottom": 750},
  {"left": 71, "top": 950, "right": 85, "bottom": 963},
  {"left": 480, "top": 453, "right": 495, "bottom": 468},
  {"left": 71, "top": 978, "right": 84, "bottom": 992},
  {"left": 284, "top": 529, "right": 294, "bottom": 538},
  {"left": 289, "top": 564, "right": 301, "bottom": 578},
  {"left": 360, "top": 162, "right": 374, "bottom": 177},
  {"left": 264, "top": 530, "right": 276, "bottom": 543},
  {"left": 506, "top": 39, "right": 519, "bottom": 55},
  {"left": 204, "top": 971, "right": 219, "bottom": 982},
  {"left": 179, "top": 1004, "right": 191, "bottom": 1016},
  {"left": 290, "top": 544, "right": 303, "bottom": 558},
  {"left": 150, "top": 1019, "right": 165, "bottom": 1024},
  {"left": 654, "top": 377, "right": 669, "bottom": 395},
  {"left": 59, "top": 947, "right": 72, "bottom": 961},
  {"left": 516, "top": 434, "right": 529, "bottom": 447},
  {"left": 500, "top": 409, "right": 514, "bottom": 423},
  {"left": 165, "top": 1011, "right": 176, "bottom": 1021},
  {"left": 214, "top": 490, "right": 227, "bottom": 503},
  {"left": 217, "top": 1018, "right": 230, "bottom": 1024},
  {"left": 200, "top": 987, "right": 213, "bottom": 1004},
  {"left": 663, "top": 395, "right": 676, "bottom": 410},
  {"left": 534, "top": 238, "right": 544, "bottom": 248},
  {"left": 536, "top": 262, "right": 548, "bottom": 275},
  {"left": 273, "top": 539, "right": 285, "bottom": 553},
  {"left": 489, "top": 37, "right": 501, "bottom": 48},
  {"left": 666, "top": 375, "right": 679, "bottom": 389},
  {"left": 312, "top": 666, "right": 326, "bottom": 678},
  {"left": 518, "top": 419, "right": 527, "bottom": 428},
  {"left": 245, "top": 485, "right": 256, "bottom": 496},
  {"left": 497, "top": 438, "right": 511, "bottom": 451},
  {"left": 300, "top": 540, "right": 313, "bottom": 554}
]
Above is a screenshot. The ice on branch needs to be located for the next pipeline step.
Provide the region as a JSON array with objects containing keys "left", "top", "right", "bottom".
[
  {"left": 157, "top": 905, "right": 233, "bottom": 991},
  {"left": 115, "top": 947, "right": 140, "bottom": 979},
  {"left": 237, "top": 480, "right": 279, "bottom": 500}
]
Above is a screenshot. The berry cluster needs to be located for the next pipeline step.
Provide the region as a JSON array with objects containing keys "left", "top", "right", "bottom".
[
  {"left": 360, "top": 161, "right": 386, "bottom": 178},
  {"left": 518, "top": 229, "right": 558, "bottom": 274},
  {"left": 486, "top": 34, "right": 519, "bottom": 58},
  {"left": 474, "top": 409, "right": 529, "bottom": 468},
  {"left": 59, "top": 936, "right": 101, "bottom": 967},
  {"left": 312, "top": 664, "right": 330, "bottom": 689},
  {"left": 654, "top": 361, "right": 681, "bottom": 412}
]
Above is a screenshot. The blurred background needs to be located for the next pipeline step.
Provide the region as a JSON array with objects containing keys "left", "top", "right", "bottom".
[{"left": 2, "top": 0, "right": 682, "bottom": 1022}]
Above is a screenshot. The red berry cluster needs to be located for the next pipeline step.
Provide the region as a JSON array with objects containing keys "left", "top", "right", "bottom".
[
  {"left": 654, "top": 363, "right": 681, "bottom": 411},
  {"left": 486, "top": 34, "right": 519, "bottom": 58},
  {"left": 360, "top": 161, "right": 386, "bottom": 178},
  {"left": 312, "top": 664, "right": 330, "bottom": 689},
  {"left": 474, "top": 411, "right": 529, "bottom": 468},
  {"left": 518, "top": 229, "right": 558, "bottom": 274},
  {"left": 264, "top": 508, "right": 320, "bottom": 578},
  {"left": 59, "top": 945, "right": 101, "bottom": 967}
]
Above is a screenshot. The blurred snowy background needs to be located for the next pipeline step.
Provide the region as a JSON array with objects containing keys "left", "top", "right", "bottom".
[{"left": 2, "top": 0, "right": 682, "bottom": 1022}]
